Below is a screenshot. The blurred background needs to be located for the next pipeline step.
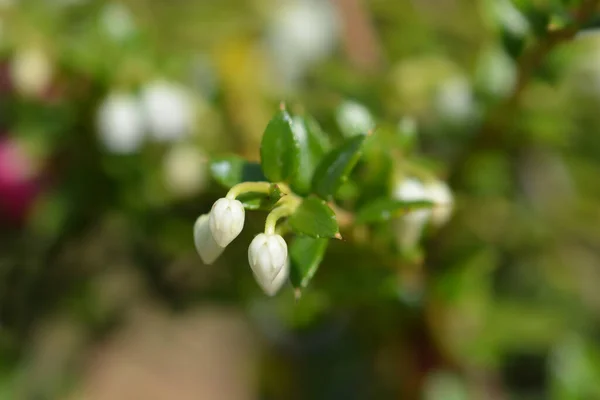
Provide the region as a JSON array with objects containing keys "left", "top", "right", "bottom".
[{"left": 2, "top": 0, "right": 600, "bottom": 399}]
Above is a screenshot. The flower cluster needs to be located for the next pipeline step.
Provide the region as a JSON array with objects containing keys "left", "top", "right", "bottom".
[
  {"left": 194, "top": 184, "right": 291, "bottom": 296},
  {"left": 96, "top": 80, "right": 195, "bottom": 154}
]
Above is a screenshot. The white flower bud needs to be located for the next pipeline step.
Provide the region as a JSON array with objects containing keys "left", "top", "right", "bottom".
[
  {"left": 393, "top": 178, "right": 430, "bottom": 249},
  {"left": 96, "top": 92, "right": 145, "bottom": 154},
  {"left": 209, "top": 198, "right": 245, "bottom": 247},
  {"left": 193, "top": 214, "right": 224, "bottom": 265},
  {"left": 424, "top": 180, "right": 454, "bottom": 228},
  {"left": 253, "top": 257, "right": 289, "bottom": 297},
  {"left": 140, "top": 80, "right": 194, "bottom": 142},
  {"left": 248, "top": 233, "right": 288, "bottom": 295}
]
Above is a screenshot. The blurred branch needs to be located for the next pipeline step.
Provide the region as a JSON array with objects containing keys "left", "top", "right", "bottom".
[
  {"left": 422, "top": 0, "right": 599, "bottom": 335},
  {"left": 331, "top": 0, "right": 384, "bottom": 72},
  {"left": 448, "top": 0, "right": 600, "bottom": 187},
  {"left": 509, "top": 0, "right": 600, "bottom": 102}
]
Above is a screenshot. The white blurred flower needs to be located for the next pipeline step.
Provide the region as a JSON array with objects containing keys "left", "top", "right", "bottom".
[
  {"left": 10, "top": 47, "right": 53, "bottom": 97},
  {"left": 100, "top": 2, "right": 136, "bottom": 41},
  {"left": 393, "top": 178, "right": 430, "bottom": 249},
  {"left": 209, "top": 198, "right": 245, "bottom": 247},
  {"left": 163, "top": 144, "right": 208, "bottom": 197},
  {"left": 267, "top": 0, "right": 340, "bottom": 86},
  {"left": 140, "top": 80, "right": 194, "bottom": 142},
  {"left": 336, "top": 100, "right": 375, "bottom": 137},
  {"left": 476, "top": 46, "right": 517, "bottom": 99},
  {"left": 424, "top": 180, "right": 454, "bottom": 227},
  {"left": 435, "top": 76, "right": 475, "bottom": 123},
  {"left": 248, "top": 233, "right": 289, "bottom": 296},
  {"left": 493, "top": 0, "right": 530, "bottom": 37},
  {"left": 96, "top": 92, "right": 145, "bottom": 154},
  {"left": 193, "top": 214, "right": 225, "bottom": 265}
]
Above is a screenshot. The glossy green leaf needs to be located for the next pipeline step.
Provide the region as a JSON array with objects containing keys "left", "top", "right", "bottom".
[
  {"left": 236, "top": 184, "right": 283, "bottom": 210},
  {"left": 356, "top": 198, "right": 434, "bottom": 224},
  {"left": 290, "top": 236, "right": 328, "bottom": 289},
  {"left": 260, "top": 107, "right": 300, "bottom": 182},
  {"left": 289, "top": 197, "right": 339, "bottom": 238},
  {"left": 210, "top": 155, "right": 266, "bottom": 188},
  {"left": 311, "top": 134, "right": 367, "bottom": 200},
  {"left": 290, "top": 115, "right": 331, "bottom": 194}
]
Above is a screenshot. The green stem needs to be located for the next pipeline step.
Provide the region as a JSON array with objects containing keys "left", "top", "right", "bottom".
[
  {"left": 264, "top": 196, "right": 300, "bottom": 235},
  {"left": 226, "top": 182, "right": 272, "bottom": 199}
]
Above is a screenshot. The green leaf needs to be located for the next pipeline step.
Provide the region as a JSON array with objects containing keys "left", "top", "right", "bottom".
[
  {"left": 290, "top": 115, "right": 331, "bottom": 194},
  {"left": 356, "top": 198, "right": 434, "bottom": 224},
  {"left": 289, "top": 197, "right": 339, "bottom": 238},
  {"left": 210, "top": 155, "right": 266, "bottom": 188},
  {"left": 290, "top": 236, "right": 328, "bottom": 289},
  {"left": 260, "top": 107, "right": 300, "bottom": 182},
  {"left": 311, "top": 134, "right": 367, "bottom": 200},
  {"left": 236, "top": 184, "right": 283, "bottom": 210}
]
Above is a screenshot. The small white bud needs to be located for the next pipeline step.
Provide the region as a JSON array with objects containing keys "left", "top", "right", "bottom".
[
  {"left": 248, "top": 233, "right": 288, "bottom": 295},
  {"left": 193, "top": 214, "right": 224, "bottom": 265},
  {"left": 424, "top": 180, "right": 454, "bottom": 227},
  {"left": 209, "top": 198, "right": 245, "bottom": 247},
  {"left": 253, "top": 257, "right": 290, "bottom": 297}
]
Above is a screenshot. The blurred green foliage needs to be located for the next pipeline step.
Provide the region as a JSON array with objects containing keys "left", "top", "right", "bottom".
[{"left": 1, "top": 0, "right": 600, "bottom": 399}]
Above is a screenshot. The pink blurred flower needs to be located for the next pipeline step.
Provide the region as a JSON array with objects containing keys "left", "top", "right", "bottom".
[{"left": 0, "top": 138, "right": 42, "bottom": 224}]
